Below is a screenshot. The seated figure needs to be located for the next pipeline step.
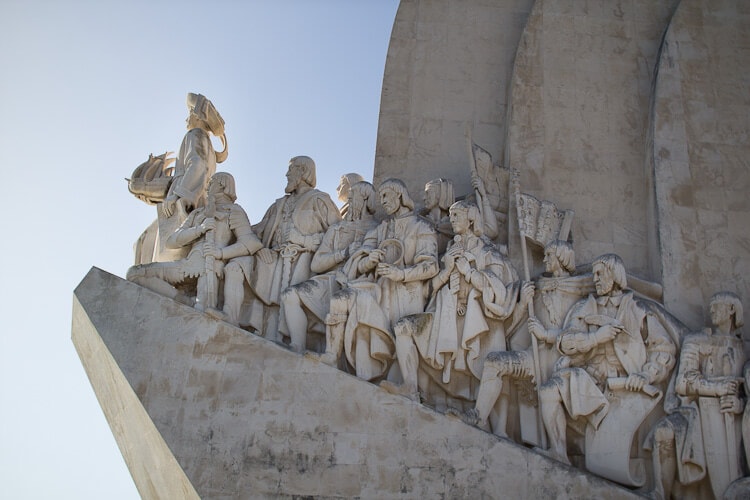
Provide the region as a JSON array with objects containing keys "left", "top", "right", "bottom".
[
  {"left": 321, "top": 179, "right": 439, "bottom": 381},
  {"left": 219, "top": 156, "right": 341, "bottom": 339},
  {"left": 647, "top": 292, "right": 745, "bottom": 500},
  {"left": 279, "top": 181, "right": 379, "bottom": 353},
  {"left": 461, "top": 240, "right": 593, "bottom": 440},
  {"left": 127, "top": 172, "right": 261, "bottom": 311},
  {"left": 538, "top": 254, "right": 677, "bottom": 484},
  {"left": 383, "top": 201, "right": 531, "bottom": 407}
]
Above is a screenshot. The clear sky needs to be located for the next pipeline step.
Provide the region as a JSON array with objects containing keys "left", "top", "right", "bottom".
[{"left": 0, "top": 1, "right": 400, "bottom": 497}]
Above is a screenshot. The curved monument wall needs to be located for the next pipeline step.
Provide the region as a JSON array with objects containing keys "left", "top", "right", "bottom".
[
  {"left": 652, "top": 0, "right": 750, "bottom": 329},
  {"left": 374, "top": 0, "right": 535, "bottom": 197},
  {"left": 506, "top": 0, "right": 678, "bottom": 278}
]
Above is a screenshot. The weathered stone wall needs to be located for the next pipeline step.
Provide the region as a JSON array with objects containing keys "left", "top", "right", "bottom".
[
  {"left": 374, "top": 0, "right": 535, "bottom": 198},
  {"left": 651, "top": 0, "right": 750, "bottom": 329},
  {"left": 506, "top": 0, "right": 678, "bottom": 278},
  {"left": 73, "top": 268, "right": 640, "bottom": 499},
  {"left": 375, "top": 0, "right": 749, "bottom": 328}
]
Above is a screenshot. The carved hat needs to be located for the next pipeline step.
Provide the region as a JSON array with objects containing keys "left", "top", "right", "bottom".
[{"left": 187, "top": 93, "right": 228, "bottom": 163}]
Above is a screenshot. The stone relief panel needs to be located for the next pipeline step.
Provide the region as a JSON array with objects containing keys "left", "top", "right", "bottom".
[{"left": 106, "top": 0, "right": 750, "bottom": 496}]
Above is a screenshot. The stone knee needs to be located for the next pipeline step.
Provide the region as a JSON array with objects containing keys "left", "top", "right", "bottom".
[{"left": 281, "top": 285, "right": 301, "bottom": 308}]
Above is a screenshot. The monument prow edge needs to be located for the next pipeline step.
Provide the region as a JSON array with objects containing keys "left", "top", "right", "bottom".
[{"left": 73, "top": 267, "right": 642, "bottom": 499}]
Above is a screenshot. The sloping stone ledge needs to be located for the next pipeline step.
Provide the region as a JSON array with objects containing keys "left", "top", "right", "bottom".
[{"left": 73, "top": 267, "right": 642, "bottom": 499}]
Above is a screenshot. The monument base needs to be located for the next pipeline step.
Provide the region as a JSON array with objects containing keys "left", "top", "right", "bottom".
[{"left": 73, "top": 267, "right": 640, "bottom": 498}]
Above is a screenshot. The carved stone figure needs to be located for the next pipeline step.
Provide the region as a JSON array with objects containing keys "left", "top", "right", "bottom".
[
  {"left": 647, "top": 292, "right": 745, "bottom": 500},
  {"left": 320, "top": 179, "right": 438, "bottom": 380},
  {"left": 336, "top": 173, "right": 365, "bottom": 218},
  {"left": 383, "top": 201, "right": 530, "bottom": 408},
  {"left": 162, "top": 93, "right": 228, "bottom": 218},
  {"left": 420, "top": 178, "right": 455, "bottom": 254},
  {"left": 461, "top": 241, "right": 593, "bottom": 440},
  {"left": 219, "top": 156, "right": 341, "bottom": 339},
  {"left": 130, "top": 93, "right": 228, "bottom": 264},
  {"left": 280, "top": 181, "right": 379, "bottom": 353},
  {"left": 538, "top": 254, "right": 677, "bottom": 486},
  {"left": 127, "top": 172, "right": 261, "bottom": 311}
]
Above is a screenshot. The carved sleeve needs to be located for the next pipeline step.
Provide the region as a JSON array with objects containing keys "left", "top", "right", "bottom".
[
  {"left": 222, "top": 205, "right": 262, "bottom": 260},
  {"left": 401, "top": 223, "right": 439, "bottom": 283},
  {"left": 311, "top": 226, "right": 344, "bottom": 274},
  {"left": 165, "top": 210, "right": 202, "bottom": 249}
]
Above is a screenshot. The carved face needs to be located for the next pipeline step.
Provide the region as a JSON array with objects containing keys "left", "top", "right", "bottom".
[
  {"left": 337, "top": 176, "right": 351, "bottom": 203},
  {"left": 380, "top": 187, "right": 401, "bottom": 215},
  {"left": 449, "top": 206, "right": 470, "bottom": 235},
  {"left": 207, "top": 176, "right": 222, "bottom": 197},
  {"left": 710, "top": 300, "right": 733, "bottom": 328},
  {"left": 592, "top": 262, "right": 614, "bottom": 296},
  {"left": 186, "top": 111, "right": 202, "bottom": 130},
  {"left": 285, "top": 161, "right": 304, "bottom": 194},
  {"left": 424, "top": 183, "right": 440, "bottom": 210},
  {"left": 543, "top": 248, "right": 562, "bottom": 275}
]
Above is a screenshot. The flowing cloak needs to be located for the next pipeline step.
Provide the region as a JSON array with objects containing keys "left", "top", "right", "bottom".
[
  {"left": 170, "top": 127, "right": 217, "bottom": 209},
  {"left": 645, "top": 329, "right": 745, "bottom": 489},
  {"left": 552, "top": 291, "right": 675, "bottom": 430},
  {"left": 342, "top": 214, "right": 438, "bottom": 380},
  {"left": 412, "top": 235, "right": 519, "bottom": 401}
]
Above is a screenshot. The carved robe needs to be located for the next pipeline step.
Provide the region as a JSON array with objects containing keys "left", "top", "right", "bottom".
[
  {"left": 279, "top": 216, "right": 378, "bottom": 336},
  {"left": 550, "top": 291, "right": 676, "bottom": 429},
  {"left": 229, "top": 188, "right": 340, "bottom": 331},
  {"left": 341, "top": 214, "right": 438, "bottom": 380},
  {"left": 169, "top": 127, "right": 217, "bottom": 209},
  {"left": 413, "top": 234, "right": 519, "bottom": 402}
]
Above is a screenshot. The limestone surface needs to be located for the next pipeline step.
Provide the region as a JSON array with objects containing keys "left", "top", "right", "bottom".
[{"left": 74, "top": 267, "right": 639, "bottom": 499}]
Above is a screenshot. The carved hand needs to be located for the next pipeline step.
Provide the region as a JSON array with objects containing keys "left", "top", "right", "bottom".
[
  {"left": 625, "top": 372, "right": 649, "bottom": 392},
  {"left": 528, "top": 317, "right": 548, "bottom": 343},
  {"left": 720, "top": 394, "right": 744, "bottom": 414},
  {"left": 377, "top": 263, "right": 405, "bottom": 282},
  {"left": 364, "top": 249, "right": 385, "bottom": 271},
  {"left": 594, "top": 324, "right": 621, "bottom": 344},
  {"left": 455, "top": 256, "right": 471, "bottom": 276},
  {"left": 203, "top": 240, "right": 221, "bottom": 259},
  {"left": 471, "top": 172, "right": 486, "bottom": 194},
  {"left": 199, "top": 217, "right": 216, "bottom": 234},
  {"left": 520, "top": 281, "right": 535, "bottom": 305},
  {"left": 716, "top": 378, "right": 740, "bottom": 396}
]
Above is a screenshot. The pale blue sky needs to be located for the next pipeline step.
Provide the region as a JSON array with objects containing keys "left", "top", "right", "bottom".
[{"left": 0, "top": 1, "right": 399, "bottom": 497}]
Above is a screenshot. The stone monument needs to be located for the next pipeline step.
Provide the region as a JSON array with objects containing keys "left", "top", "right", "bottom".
[{"left": 74, "top": 1, "right": 750, "bottom": 498}]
